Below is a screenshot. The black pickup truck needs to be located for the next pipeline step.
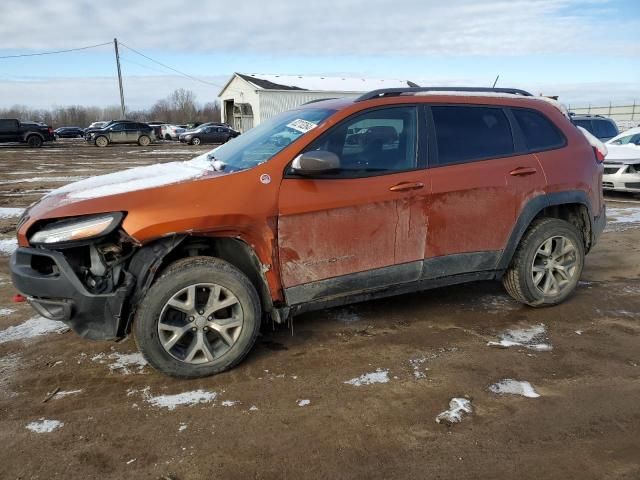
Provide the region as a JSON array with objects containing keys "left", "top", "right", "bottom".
[{"left": 0, "top": 118, "right": 55, "bottom": 147}]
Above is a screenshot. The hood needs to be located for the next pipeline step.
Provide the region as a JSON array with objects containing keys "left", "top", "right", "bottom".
[
  {"left": 47, "top": 152, "right": 218, "bottom": 203},
  {"left": 604, "top": 144, "right": 640, "bottom": 164}
]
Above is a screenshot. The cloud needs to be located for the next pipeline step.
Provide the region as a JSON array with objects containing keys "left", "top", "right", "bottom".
[{"left": 0, "top": 0, "right": 638, "bottom": 56}]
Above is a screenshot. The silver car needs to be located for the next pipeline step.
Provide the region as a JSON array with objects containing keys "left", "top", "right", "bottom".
[{"left": 602, "top": 127, "right": 640, "bottom": 193}]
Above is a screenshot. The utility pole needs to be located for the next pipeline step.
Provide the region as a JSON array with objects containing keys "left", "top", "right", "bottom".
[{"left": 113, "top": 38, "right": 126, "bottom": 118}]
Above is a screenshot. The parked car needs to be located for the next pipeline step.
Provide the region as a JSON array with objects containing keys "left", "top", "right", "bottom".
[
  {"left": 0, "top": 118, "right": 55, "bottom": 147},
  {"left": 601, "top": 127, "right": 640, "bottom": 193},
  {"left": 179, "top": 125, "right": 239, "bottom": 145},
  {"left": 160, "top": 124, "right": 186, "bottom": 140},
  {"left": 571, "top": 114, "right": 619, "bottom": 142},
  {"left": 54, "top": 127, "right": 85, "bottom": 138},
  {"left": 86, "top": 121, "right": 155, "bottom": 147},
  {"left": 87, "top": 121, "right": 108, "bottom": 130},
  {"left": 11, "top": 87, "right": 606, "bottom": 378}
]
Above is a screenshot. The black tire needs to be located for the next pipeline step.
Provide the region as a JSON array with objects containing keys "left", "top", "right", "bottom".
[
  {"left": 26, "top": 135, "right": 43, "bottom": 148},
  {"left": 138, "top": 135, "right": 151, "bottom": 146},
  {"left": 503, "top": 218, "right": 584, "bottom": 307},
  {"left": 164, "top": 134, "right": 172, "bottom": 140},
  {"left": 191, "top": 137, "right": 201, "bottom": 146},
  {"left": 133, "top": 256, "right": 262, "bottom": 378}
]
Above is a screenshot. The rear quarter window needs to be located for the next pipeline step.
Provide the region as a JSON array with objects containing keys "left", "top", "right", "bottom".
[
  {"left": 431, "top": 106, "right": 514, "bottom": 165},
  {"left": 512, "top": 108, "right": 565, "bottom": 151}
]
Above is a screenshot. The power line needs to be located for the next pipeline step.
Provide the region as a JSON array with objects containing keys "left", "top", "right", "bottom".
[
  {"left": 0, "top": 42, "right": 112, "bottom": 59},
  {"left": 119, "top": 42, "right": 223, "bottom": 88}
]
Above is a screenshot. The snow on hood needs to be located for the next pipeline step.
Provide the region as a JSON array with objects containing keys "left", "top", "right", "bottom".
[
  {"left": 604, "top": 144, "right": 640, "bottom": 163},
  {"left": 47, "top": 151, "right": 216, "bottom": 201}
]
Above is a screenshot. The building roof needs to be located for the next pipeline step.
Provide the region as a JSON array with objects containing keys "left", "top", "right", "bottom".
[{"left": 221, "top": 73, "right": 417, "bottom": 95}]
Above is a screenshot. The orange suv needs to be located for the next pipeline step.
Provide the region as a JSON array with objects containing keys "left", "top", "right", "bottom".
[{"left": 11, "top": 87, "right": 606, "bottom": 378}]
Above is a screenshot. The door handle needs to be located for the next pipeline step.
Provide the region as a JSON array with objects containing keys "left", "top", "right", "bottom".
[
  {"left": 509, "top": 167, "right": 537, "bottom": 177},
  {"left": 389, "top": 182, "right": 424, "bottom": 192}
]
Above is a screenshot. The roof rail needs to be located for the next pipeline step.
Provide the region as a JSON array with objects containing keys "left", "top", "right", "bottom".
[
  {"left": 355, "top": 87, "right": 533, "bottom": 102},
  {"left": 302, "top": 97, "right": 338, "bottom": 105}
]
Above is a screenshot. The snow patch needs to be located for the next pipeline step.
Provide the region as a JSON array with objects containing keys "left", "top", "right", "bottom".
[
  {"left": 435, "top": 398, "right": 473, "bottom": 425},
  {"left": 0, "top": 308, "right": 16, "bottom": 316},
  {"left": 91, "top": 352, "right": 147, "bottom": 374},
  {"left": 26, "top": 419, "right": 64, "bottom": 433},
  {"left": 489, "top": 379, "right": 540, "bottom": 398},
  {"left": 178, "top": 423, "right": 188, "bottom": 432},
  {"left": 0, "top": 316, "right": 68, "bottom": 344},
  {"left": 221, "top": 400, "right": 239, "bottom": 407},
  {"left": 487, "top": 324, "right": 552, "bottom": 351},
  {"left": 344, "top": 369, "right": 389, "bottom": 386},
  {"left": 607, "top": 207, "right": 640, "bottom": 225},
  {"left": 146, "top": 389, "right": 217, "bottom": 410},
  {"left": 0, "top": 207, "right": 24, "bottom": 219},
  {"left": 0, "top": 238, "right": 18, "bottom": 255},
  {"left": 409, "top": 357, "right": 429, "bottom": 379},
  {"left": 297, "top": 399, "right": 311, "bottom": 407}
]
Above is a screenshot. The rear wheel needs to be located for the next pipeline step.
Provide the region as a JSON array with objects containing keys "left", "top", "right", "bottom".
[
  {"left": 26, "top": 135, "right": 43, "bottom": 148},
  {"left": 164, "top": 134, "right": 172, "bottom": 140},
  {"left": 138, "top": 135, "right": 151, "bottom": 146},
  {"left": 133, "top": 257, "right": 261, "bottom": 378},
  {"left": 503, "top": 218, "right": 584, "bottom": 306},
  {"left": 94, "top": 135, "right": 108, "bottom": 147},
  {"left": 191, "top": 137, "right": 201, "bottom": 146}
]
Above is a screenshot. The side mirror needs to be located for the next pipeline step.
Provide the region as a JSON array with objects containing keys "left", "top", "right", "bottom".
[{"left": 291, "top": 151, "right": 340, "bottom": 176}]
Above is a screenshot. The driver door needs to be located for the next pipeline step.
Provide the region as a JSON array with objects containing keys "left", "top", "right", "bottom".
[
  {"left": 277, "top": 106, "right": 429, "bottom": 305},
  {"left": 109, "top": 123, "right": 127, "bottom": 143}
]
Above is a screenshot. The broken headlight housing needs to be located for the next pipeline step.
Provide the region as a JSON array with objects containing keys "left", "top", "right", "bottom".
[{"left": 29, "top": 213, "right": 124, "bottom": 247}]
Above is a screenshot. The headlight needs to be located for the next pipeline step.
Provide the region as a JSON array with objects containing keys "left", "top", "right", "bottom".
[{"left": 29, "top": 213, "right": 123, "bottom": 246}]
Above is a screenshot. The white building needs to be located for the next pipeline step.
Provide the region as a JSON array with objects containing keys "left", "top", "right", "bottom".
[{"left": 217, "top": 73, "right": 418, "bottom": 132}]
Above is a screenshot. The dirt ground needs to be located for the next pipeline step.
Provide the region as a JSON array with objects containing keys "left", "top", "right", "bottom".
[{"left": 0, "top": 140, "right": 638, "bottom": 480}]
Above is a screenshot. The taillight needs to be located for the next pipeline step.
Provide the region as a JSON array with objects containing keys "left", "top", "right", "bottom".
[
  {"left": 594, "top": 146, "right": 605, "bottom": 163},
  {"left": 48, "top": 127, "right": 53, "bottom": 134}
]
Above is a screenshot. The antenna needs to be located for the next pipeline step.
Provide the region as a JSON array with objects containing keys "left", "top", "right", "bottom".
[{"left": 492, "top": 75, "right": 500, "bottom": 88}]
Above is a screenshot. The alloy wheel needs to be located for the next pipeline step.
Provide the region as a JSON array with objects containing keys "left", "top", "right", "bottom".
[
  {"left": 158, "top": 283, "right": 243, "bottom": 364},
  {"left": 531, "top": 235, "right": 578, "bottom": 296}
]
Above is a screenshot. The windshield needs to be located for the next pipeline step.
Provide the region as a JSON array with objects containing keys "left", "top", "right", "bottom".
[{"left": 203, "top": 107, "right": 336, "bottom": 172}]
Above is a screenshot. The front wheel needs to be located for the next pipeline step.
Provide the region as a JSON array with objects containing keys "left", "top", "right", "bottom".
[
  {"left": 191, "top": 137, "right": 201, "bottom": 146},
  {"left": 138, "top": 135, "right": 151, "bottom": 146},
  {"left": 133, "top": 257, "right": 262, "bottom": 378},
  {"left": 503, "top": 218, "right": 584, "bottom": 307},
  {"left": 94, "top": 135, "right": 108, "bottom": 147}
]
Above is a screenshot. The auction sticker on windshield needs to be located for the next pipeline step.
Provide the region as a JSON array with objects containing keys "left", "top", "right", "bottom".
[{"left": 287, "top": 119, "right": 318, "bottom": 134}]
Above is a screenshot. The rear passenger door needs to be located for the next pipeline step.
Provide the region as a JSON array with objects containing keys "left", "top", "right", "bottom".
[{"left": 423, "top": 105, "right": 546, "bottom": 276}]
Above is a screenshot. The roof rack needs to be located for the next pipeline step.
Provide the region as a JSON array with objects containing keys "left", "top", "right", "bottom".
[{"left": 355, "top": 87, "right": 533, "bottom": 102}]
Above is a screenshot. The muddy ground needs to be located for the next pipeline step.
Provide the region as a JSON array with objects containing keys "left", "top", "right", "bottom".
[{"left": 0, "top": 140, "right": 638, "bottom": 480}]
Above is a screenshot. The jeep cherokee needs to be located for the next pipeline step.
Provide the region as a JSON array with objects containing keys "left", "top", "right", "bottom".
[{"left": 11, "top": 87, "right": 606, "bottom": 378}]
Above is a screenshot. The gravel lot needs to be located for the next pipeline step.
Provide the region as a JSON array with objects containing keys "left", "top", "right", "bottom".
[{"left": 0, "top": 140, "right": 639, "bottom": 480}]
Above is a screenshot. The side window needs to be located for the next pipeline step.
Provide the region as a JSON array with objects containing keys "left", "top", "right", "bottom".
[
  {"left": 0, "top": 119, "right": 18, "bottom": 132},
  {"left": 512, "top": 108, "right": 565, "bottom": 151},
  {"left": 111, "top": 123, "right": 125, "bottom": 131},
  {"left": 592, "top": 120, "right": 618, "bottom": 138},
  {"left": 303, "top": 106, "right": 417, "bottom": 176},
  {"left": 432, "top": 106, "right": 514, "bottom": 165}
]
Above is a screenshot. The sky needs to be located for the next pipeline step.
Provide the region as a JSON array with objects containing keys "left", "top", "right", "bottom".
[{"left": 0, "top": 0, "right": 638, "bottom": 110}]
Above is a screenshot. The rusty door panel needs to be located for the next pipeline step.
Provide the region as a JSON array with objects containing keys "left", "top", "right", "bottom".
[{"left": 278, "top": 173, "right": 429, "bottom": 289}]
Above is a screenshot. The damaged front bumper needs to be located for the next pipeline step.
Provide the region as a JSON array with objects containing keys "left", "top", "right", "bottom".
[{"left": 10, "top": 247, "right": 133, "bottom": 340}]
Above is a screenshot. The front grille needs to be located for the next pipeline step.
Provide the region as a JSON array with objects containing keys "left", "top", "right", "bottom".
[
  {"left": 603, "top": 182, "right": 614, "bottom": 188},
  {"left": 624, "top": 182, "right": 640, "bottom": 189},
  {"left": 604, "top": 168, "right": 619, "bottom": 175}
]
